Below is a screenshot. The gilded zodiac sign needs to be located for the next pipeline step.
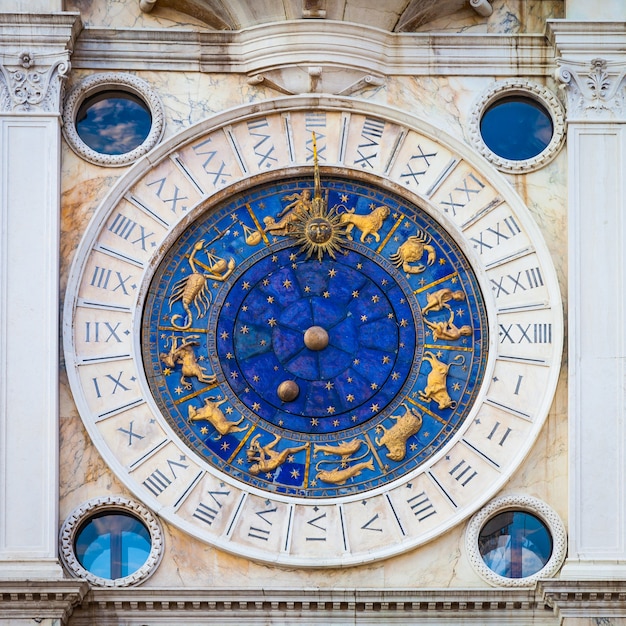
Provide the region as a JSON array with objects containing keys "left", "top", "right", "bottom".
[
  {"left": 422, "top": 288, "right": 465, "bottom": 315},
  {"left": 313, "top": 439, "right": 364, "bottom": 457},
  {"left": 246, "top": 434, "right": 309, "bottom": 475},
  {"left": 263, "top": 189, "right": 313, "bottom": 236},
  {"left": 187, "top": 397, "right": 248, "bottom": 438},
  {"left": 418, "top": 352, "right": 465, "bottom": 410},
  {"left": 375, "top": 403, "right": 423, "bottom": 461},
  {"left": 316, "top": 459, "right": 375, "bottom": 485},
  {"left": 168, "top": 238, "right": 235, "bottom": 330},
  {"left": 339, "top": 204, "right": 390, "bottom": 242},
  {"left": 314, "top": 439, "right": 373, "bottom": 485},
  {"left": 389, "top": 229, "right": 436, "bottom": 274},
  {"left": 424, "top": 311, "right": 472, "bottom": 342},
  {"left": 159, "top": 334, "right": 216, "bottom": 389}
]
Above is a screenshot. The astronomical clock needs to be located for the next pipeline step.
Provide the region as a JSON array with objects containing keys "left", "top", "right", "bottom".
[{"left": 64, "top": 97, "right": 562, "bottom": 566}]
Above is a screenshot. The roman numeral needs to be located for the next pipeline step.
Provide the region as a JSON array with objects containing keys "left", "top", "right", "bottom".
[
  {"left": 449, "top": 459, "right": 477, "bottom": 486},
  {"left": 354, "top": 116, "right": 385, "bottom": 169},
  {"left": 305, "top": 112, "right": 327, "bottom": 161},
  {"left": 247, "top": 506, "right": 278, "bottom": 541},
  {"left": 117, "top": 420, "right": 144, "bottom": 446},
  {"left": 108, "top": 212, "right": 155, "bottom": 251},
  {"left": 191, "top": 137, "right": 232, "bottom": 186},
  {"left": 440, "top": 173, "right": 485, "bottom": 216},
  {"left": 192, "top": 487, "right": 231, "bottom": 527},
  {"left": 84, "top": 321, "right": 124, "bottom": 343},
  {"left": 499, "top": 323, "right": 552, "bottom": 344},
  {"left": 406, "top": 491, "right": 437, "bottom": 522},
  {"left": 142, "top": 457, "right": 190, "bottom": 497},
  {"left": 486, "top": 421, "right": 512, "bottom": 446},
  {"left": 361, "top": 513, "right": 383, "bottom": 532},
  {"left": 400, "top": 145, "right": 438, "bottom": 186},
  {"left": 247, "top": 118, "right": 278, "bottom": 169},
  {"left": 305, "top": 511, "right": 327, "bottom": 541},
  {"left": 470, "top": 215, "right": 521, "bottom": 253},
  {"left": 146, "top": 176, "right": 189, "bottom": 213},
  {"left": 92, "top": 370, "right": 132, "bottom": 398},
  {"left": 490, "top": 266, "right": 544, "bottom": 297},
  {"left": 89, "top": 266, "right": 135, "bottom": 295}
]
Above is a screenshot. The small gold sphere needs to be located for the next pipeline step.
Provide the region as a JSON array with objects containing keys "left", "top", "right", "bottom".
[
  {"left": 277, "top": 380, "right": 300, "bottom": 402},
  {"left": 303, "top": 325, "right": 329, "bottom": 351}
]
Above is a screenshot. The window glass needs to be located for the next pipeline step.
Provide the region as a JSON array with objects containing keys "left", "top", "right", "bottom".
[
  {"left": 75, "top": 512, "right": 151, "bottom": 580},
  {"left": 478, "top": 510, "right": 552, "bottom": 578},
  {"left": 76, "top": 91, "right": 152, "bottom": 155},
  {"left": 480, "top": 97, "right": 553, "bottom": 161}
]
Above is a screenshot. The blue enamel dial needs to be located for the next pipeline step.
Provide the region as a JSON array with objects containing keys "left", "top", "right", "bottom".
[{"left": 142, "top": 176, "right": 488, "bottom": 498}]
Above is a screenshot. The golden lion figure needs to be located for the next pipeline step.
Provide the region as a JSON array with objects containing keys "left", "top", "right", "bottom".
[{"left": 339, "top": 205, "right": 390, "bottom": 242}]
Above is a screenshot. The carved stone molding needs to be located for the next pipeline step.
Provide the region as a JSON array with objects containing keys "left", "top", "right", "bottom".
[
  {"left": 469, "top": 78, "right": 565, "bottom": 173},
  {"left": 0, "top": 49, "right": 71, "bottom": 113},
  {"left": 465, "top": 495, "right": 567, "bottom": 587},
  {"left": 556, "top": 57, "right": 626, "bottom": 121},
  {"left": 62, "top": 72, "right": 165, "bottom": 166},
  {"left": 538, "top": 580, "right": 626, "bottom": 623},
  {"left": 0, "top": 581, "right": 88, "bottom": 626},
  {"left": 67, "top": 587, "right": 559, "bottom": 625},
  {"left": 247, "top": 66, "right": 385, "bottom": 96},
  {"left": 59, "top": 496, "right": 164, "bottom": 587}
]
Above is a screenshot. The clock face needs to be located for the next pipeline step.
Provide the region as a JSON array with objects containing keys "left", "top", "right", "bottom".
[
  {"left": 141, "top": 176, "right": 488, "bottom": 499},
  {"left": 64, "top": 98, "right": 562, "bottom": 566}
]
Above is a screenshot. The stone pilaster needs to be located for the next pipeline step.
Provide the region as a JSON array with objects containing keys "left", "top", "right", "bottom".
[
  {"left": 0, "top": 12, "right": 80, "bottom": 581},
  {"left": 548, "top": 20, "right": 626, "bottom": 583}
]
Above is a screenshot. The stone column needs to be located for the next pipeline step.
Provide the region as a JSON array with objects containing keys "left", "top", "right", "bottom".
[
  {"left": 0, "top": 12, "right": 80, "bottom": 581},
  {"left": 548, "top": 20, "right": 626, "bottom": 581}
]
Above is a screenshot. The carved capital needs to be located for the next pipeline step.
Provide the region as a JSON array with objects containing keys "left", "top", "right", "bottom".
[
  {"left": 0, "top": 49, "right": 71, "bottom": 113},
  {"left": 556, "top": 57, "right": 626, "bottom": 121}
]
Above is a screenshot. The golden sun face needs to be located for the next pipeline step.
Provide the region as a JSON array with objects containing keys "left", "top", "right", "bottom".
[{"left": 290, "top": 196, "right": 347, "bottom": 260}]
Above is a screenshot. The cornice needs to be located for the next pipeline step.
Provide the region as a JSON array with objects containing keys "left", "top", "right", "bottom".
[
  {"left": 547, "top": 20, "right": 626, "bottom": 60},
  {"left": 539, "top": 580, "right": 626, "bottom": 621},
  {"left": 71, "top": 22, "right": 552, "bottom": 77},
  {"left": 0, "top": 13, "right": 82, "bottom": 51},
  {"left": 0, "top": 580, "right": 89, "bottom": 626},
  {"left": 68, "top": 587, "right": 557, "bottom": 625}
]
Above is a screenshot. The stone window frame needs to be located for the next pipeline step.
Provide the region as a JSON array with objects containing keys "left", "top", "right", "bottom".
[
  {"left": 62, "top": 72, "right": 165, "bottom": 167},
  {"left": 59, "top": 495, "right": 164, "bottom": 587},
  {"left": 469, "top": 79, "right": 565, "bottom": 174},
  {"left": 465, "top": 494, "right": 567, "bottom": 587}
]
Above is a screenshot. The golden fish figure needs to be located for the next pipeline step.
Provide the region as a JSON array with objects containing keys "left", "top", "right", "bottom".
[
  {"left": 316, "top": 458, "right": 374, "bottom": 485},
  {"left": 313, "top": 439, "right": 364, "bottom": 457}
]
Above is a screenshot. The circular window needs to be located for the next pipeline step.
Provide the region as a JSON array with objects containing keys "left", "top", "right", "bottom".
[
  {"left": 76, "top": 91, "right": 152, "bottom": 156},
  {"left": 469, "top": 80, "right": 565, "bottom": 173},
  {"left": 466, "top": 495, "right": 566, "bottom": 587},
  {"left": 480, "top": 97, "right": 553, "bottom": 161},
  {"left": 478, "top": 510, "right": 552, "bottom": 578},
  {"left": 75, "top": 511, "right": 152, "bottom": 580},
  {"left": 63, "top": 73, "right": 164, "bottom": 167},
  {"left": 60, "top": 496, "right": 163, "bottom": 587}
]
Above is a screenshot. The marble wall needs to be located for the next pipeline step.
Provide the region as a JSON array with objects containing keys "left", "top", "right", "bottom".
[{"left": 57, "top": 0, "right": 568, "bottom": 590}]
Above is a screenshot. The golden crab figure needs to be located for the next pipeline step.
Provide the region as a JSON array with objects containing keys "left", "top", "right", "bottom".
[{"left": 289, "top": 134, "right": 348, "bottom": 260}]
